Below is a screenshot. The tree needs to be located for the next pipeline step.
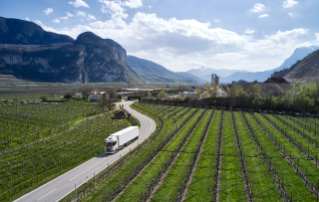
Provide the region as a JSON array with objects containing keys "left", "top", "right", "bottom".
[
  {"left": 196, "top": 89, "right": 201, "bottom": 100},
  {"left": 157, "top": 90, "right": 168, "bottom": 99},
  {"left": 40, "top": 95, "right": 48, "bottom": 102},
  {"left": 97, "top": 94, "right": 112, "bottom": 111},
  {"left": 247, "top": 83, "right": 261, "bottom": 99},
  {"left": 79, "top": 88, "right": 93, "bottom": 101},
  {"left": 147, "top": 91, "right": 152, "bottom": 98},
  {"left": 64, "top": 93, "right": 72, "bottom": 100},
  {"left": 205, "top": 83, "right": 212, "bottom": 97},
  {"left": 235, "top": 85, "right": 246, "bottom": 98},
  {"left": 211, "top": 82, "right": 218, "bottom": 98},
  {"left": 205, "top": 82, "right": 218, "bottom": 98},
  {"left": 107, "top": 89, "right": 116, "bottom": 99}
]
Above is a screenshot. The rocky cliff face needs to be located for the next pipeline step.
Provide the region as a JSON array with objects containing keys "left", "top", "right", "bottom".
[
  {"left": 104, "top": 39, "right": 128, "bottom": 66},
  {"left": 272, "top": 49, "right": 319, "bottom": 83},
  {"left": 0, "top": 43, "right": 86, "bottom": 82},
  {"left": 0, "top": 16, "right": 74, "bottom": 45},
  {"left": 0, "top": 31, "right": 142, "bottom": 83}
]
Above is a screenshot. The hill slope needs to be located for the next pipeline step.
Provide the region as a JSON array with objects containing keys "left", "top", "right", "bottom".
[
  {"left": 0, "top": 16, "right": 74, "bottom": 45},
  {"left": 271, "top": 48, "right": 319, "bottom": 83},
  {"left": 127, "top": 55, "right": 201, "bottom": 83}
]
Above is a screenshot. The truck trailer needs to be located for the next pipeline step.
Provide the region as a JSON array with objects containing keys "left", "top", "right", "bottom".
[{"left": 105, "top": 126, "right": 139, "bottom": 153}]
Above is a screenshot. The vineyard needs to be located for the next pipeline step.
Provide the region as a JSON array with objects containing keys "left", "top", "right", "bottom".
[
  {"left": 68, "top": 103, "right": 319, "bottom": 202},
  {"left": 0, "top": 103, "right": 103, "bottom": 150},
  {"left": 0, "top": 102, "right": 131, "bottom": 201}
]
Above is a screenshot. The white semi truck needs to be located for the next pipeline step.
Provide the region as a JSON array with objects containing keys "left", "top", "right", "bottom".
[{"left": 105, "top": 126, "right": 139, "bottom": 153}]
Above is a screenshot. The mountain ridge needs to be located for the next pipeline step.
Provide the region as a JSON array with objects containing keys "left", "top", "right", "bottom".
[
  {"left": 0, "top": 16, "right": 74, "bottom": 45},
  {"left": 127, "top": 55, "right": 201, "bottom": 83}
]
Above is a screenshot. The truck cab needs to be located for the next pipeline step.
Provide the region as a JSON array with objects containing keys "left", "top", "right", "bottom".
[{"left": 105, "top": 136, "right": 118, "bottom": 153}]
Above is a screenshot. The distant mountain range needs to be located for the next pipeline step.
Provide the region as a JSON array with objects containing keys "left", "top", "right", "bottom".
[
  {"left": 187, "top": 46, "right": 319, "bottom": 83},
  {"left": 187, "top": 67, "right": 247, "bottom": 82},
  {"left": 0, "top": 16, "right": 199, "bottom": 84}
]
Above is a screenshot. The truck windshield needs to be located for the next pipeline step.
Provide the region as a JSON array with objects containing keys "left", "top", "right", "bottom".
[{"left": 106, "top": 141, "right": 117, "bottom": 146}]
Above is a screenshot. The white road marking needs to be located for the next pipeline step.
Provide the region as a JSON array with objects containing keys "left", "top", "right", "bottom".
[
  {"left": 37, "top": 188, "right": 56, "bottom": 200},
  {"left": 68, "top": 161, "right": 102, "bottom": 181}
]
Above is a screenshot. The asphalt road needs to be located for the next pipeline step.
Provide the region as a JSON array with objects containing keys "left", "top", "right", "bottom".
[{"left": 14, "top": 101, "right": 156, "bottom": 202}]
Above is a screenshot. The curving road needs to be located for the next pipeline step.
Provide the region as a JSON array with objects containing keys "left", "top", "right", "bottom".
[{"left": 14, "top": 101, "right": 156, "bottom": 202}]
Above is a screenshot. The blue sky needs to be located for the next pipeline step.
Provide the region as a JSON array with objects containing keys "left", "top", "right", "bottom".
[{"left": 1, "top": 0, "right": 319, "bottom": 72}]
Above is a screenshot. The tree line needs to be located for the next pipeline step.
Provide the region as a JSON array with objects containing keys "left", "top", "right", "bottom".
[{"left": 147, "top": 80, "right": 319, "bottom": 114}]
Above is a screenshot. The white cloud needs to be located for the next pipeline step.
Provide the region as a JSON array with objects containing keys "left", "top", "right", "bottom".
[
  {"left": 59, "top": 12, "right": 75, "bottom": 20},
  {"left": 259, "top": 14, "right": 269, "bottom": 18},
  {"left": 99, "top": 0, "right": 126, "bottom": 15},
  {"left": 283, "top": 0, "right": 298, "bottom": 8},
  {"left": 37, "top": 9, "right": 313, "bottom": 72},
  {"left": 315, "top": 33, "right": 319, "bottom": 41},
  {"left": 98, "top": 0, "right": 143, "bottom": 20},
  {"left": 25, "top": 17, "right": 30, "bottom": 21},
  {"left": 44, "top": 8, "right": 53, "bottom": 15},
  {"left": 97, "top": 0, "right": 129, "bottom": 28},
  {"left": 87, "top": 14, "right": 96, "bottom": 20},
  {"left": 250, "top": 3, "right": 265, "bottom": 13},
  {"left": 66, "top": 12, "right": 74, "bottom": 18},
  {"left": 51, "top": 12, "right": 247, "bottom": 55},
  {"left": 244, "top": 29, "right": 255, "bottom": 34},
  {"left": 121, "top": 0, "right": 143, "bottom": 8},
  {"left": 68, "top": 0, "right": 90, "bottom": 8},
  {"left": 52, "top": 18, "right": 61, "bottom": 23},
  {"left": 214, "top": 19, "right": 220, "bottom": 22},
  {"left": 148, "top": 6, "right": 151, "bottom": 8},
  {"left": 76, "top": 10, "right": 86, "bottom": 16},
  {"left": 34, "top": 20, "right": 43, "bottom": 26},
  {"left": 244, "top": 28, "right": 309, "bottom": 56}
]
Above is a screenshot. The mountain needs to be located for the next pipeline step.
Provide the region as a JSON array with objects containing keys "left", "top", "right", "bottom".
[
  {"left": 0, "top": 31, "right": 142, "bottom": 83},
  {"left": 220, "top": 46, "right": 319, "bottom": 83},
  {"left": 186, "top": 67, "right": 246, "bottom": 82},
  {"left": 104, "top": 39, "right": 129, "bottom": 66},
  {"left": 271, "top": 48, "right": 319, "bottom": 83},
  {"left": 127, "top": 56, "right": 201, "bottom": 83},
  {"left": 0, "top": 16, "right": 74, "bottom": 45}
]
